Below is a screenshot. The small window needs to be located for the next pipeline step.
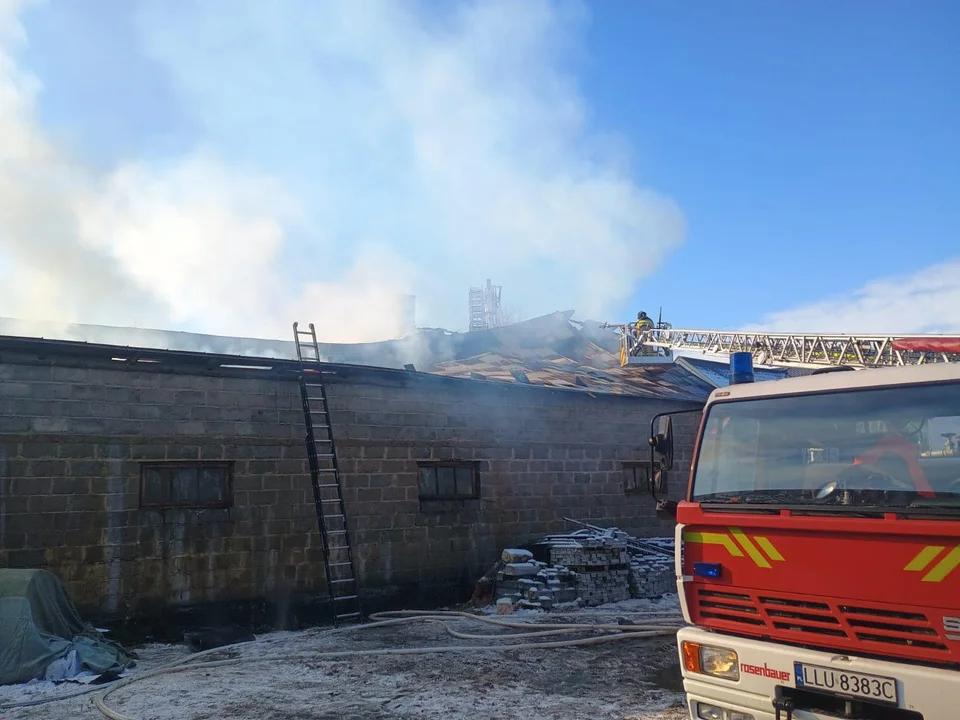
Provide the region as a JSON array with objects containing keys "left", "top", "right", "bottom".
[
  {"left": 623, "top": 461, "right": 654, "bottom": 494},
  {"left": 140, "top": 462, "right": 233, "bottom": 509},
  {"left": 418, "top": 461, "right": 479, "bottom": 500}
]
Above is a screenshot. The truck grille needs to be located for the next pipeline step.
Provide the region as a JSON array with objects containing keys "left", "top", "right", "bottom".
[{"left": 694, "top": 588, "right": 952, "bottom": 663}]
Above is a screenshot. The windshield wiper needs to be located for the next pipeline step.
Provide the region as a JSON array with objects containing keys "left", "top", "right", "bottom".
[
  {"left": 697, "top": 491, "right": 806, "bottom": 505},
  {"left": 909, "top": 498, "right": 960, "bottom": 508}
]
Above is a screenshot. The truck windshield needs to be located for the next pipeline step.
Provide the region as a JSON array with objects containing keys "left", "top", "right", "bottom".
[{"left": 692, "top": 380, "right": 960, "bottom": 508}]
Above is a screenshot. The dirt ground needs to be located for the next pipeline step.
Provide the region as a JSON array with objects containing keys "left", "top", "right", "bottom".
[{"left": 1, "top": 598, "right": 689, "bottom": 720}]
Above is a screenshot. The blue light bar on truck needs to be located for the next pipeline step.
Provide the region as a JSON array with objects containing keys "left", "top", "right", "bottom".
[{"left": 730, "top": 351, "right": 755, "bottom": 385}]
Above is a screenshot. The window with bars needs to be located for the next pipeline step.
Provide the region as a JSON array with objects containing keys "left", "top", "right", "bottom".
[
  {"left": 417, "top": 461, "right": 479, "bottom": 500},
  {"left": 140, "top": 462, "right": 233, "bottom": 509},
  {"left": 622, "top": 461, "right": 656, "bottom": 494}
]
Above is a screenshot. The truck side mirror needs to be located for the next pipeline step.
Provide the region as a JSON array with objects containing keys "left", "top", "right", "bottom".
[{"left": 649, "top": 415, "right": 674, "bottom": 471}]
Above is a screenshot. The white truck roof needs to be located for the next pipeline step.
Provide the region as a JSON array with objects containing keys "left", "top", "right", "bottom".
[{"left": 709, "top": 363, "right": 960, "bottom": 404}]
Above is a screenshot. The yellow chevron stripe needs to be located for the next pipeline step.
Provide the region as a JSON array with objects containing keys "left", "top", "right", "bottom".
[
  {"left": 904, "top": 546, "right": 944, "bottom": 572},
  {"left": 922, "top": 546, "right": 960, "bottom": 583},
  {"left": 683, "top": 531, "right": 744, "bottom": 557},
  {"left": 755, "top": 536, "right": 784, "bottom": 562},
  {"left": 730, "top": 527, "right": 772, "bottom": 568}
]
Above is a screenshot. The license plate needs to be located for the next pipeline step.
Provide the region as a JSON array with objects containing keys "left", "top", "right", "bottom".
[{"left": 794, "top": 662, "right": 899, "bottom": 706}]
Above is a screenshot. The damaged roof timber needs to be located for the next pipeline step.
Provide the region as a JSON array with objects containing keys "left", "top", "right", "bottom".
[
  {"left": 0, "top": 334, "right": 709, "bottom": 404},
  {"left": 0, "top": 310, "right": 714, "bottom": 403}
]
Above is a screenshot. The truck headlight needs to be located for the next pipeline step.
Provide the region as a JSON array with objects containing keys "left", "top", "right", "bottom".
[
  {"left": 697, "top": 703, "right": 754, "bottom": 720},
  {"left": 682, "top": 641, "right": 740, "bottom": 681},
  {"left": 697, "top": 704, "right": 724, "bottom": 720}
]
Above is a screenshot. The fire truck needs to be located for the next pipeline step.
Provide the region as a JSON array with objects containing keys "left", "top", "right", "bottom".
[{"left": 628, "top": 327, "right": 960, "bottom": 720}]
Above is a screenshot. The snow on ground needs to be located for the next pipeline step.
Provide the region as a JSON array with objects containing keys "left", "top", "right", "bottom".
[{"left": 1, "top": 595, "right": 688, "bottom": 720}]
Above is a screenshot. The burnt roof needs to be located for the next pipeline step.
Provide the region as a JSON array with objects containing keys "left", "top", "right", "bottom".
[{"left": 0, "top": 312, "right": 712, "bottom": 403}]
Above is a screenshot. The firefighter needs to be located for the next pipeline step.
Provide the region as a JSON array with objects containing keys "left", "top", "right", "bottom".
[
  {"left": 634, "top": 311, "right": 654, "bottom": 335},
  {"left": 630, "top": 311, "right": 655, "bottom": 357}
]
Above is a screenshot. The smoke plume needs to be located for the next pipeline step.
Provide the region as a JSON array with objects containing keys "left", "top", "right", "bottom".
[{"left": 0, "top": 0, "right": 684, "bottom": 343}]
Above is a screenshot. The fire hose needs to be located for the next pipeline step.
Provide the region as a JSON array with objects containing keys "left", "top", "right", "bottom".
[
  {"left": 0, "top": 609, "right": 682, "bottom": 717},
  {"left": 71, "top": 609, "right": 677, "bottom": 720}
]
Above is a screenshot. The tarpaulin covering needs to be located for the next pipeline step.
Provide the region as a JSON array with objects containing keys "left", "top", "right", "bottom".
[
  {"left": 891, "top": 338, "right": 960, "bottom": 354},
  {"left": 0, "top": 569, "right": 136, "bottom": 685}
]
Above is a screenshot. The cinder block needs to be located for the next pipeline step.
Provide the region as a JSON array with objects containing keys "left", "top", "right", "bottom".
[{"left": 162, "top": 445, "right": 199, "bottom": 460}]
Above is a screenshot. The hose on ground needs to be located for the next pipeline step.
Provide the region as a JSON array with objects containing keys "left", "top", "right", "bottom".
[
  {"left": 92, "top": 610, "right": 682, "bottom": 720},
  {"left": 0, "top": 608, "right": 682, "bottom": 717}
]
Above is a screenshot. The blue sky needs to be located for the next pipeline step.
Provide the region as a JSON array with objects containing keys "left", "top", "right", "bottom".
[
  {"left": 582, "top": 1, "right": 959, "bottom": 331},
  {"left": 1, "top": 0, "right": 957, "bottom": 341}
]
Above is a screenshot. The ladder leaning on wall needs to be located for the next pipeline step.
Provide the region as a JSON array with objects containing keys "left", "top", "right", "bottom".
[{"left": 292, "top": 322, "right": 362, "bottom": 625}]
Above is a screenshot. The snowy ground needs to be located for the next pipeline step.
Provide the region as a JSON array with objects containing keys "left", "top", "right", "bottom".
[{"left": 1, "top": 596, "right": 689, "bottom": 720}]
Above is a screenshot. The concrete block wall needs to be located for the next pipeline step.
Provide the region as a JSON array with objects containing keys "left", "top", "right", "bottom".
[
  {"left": 0, "top": 363, "right": 320, "bottom": 620},
  {"left": 322, "top": 374, "right": 700, "bottom": 603},
  {"left": 0, "top": 357, "right": 703, "bottom": 621}
]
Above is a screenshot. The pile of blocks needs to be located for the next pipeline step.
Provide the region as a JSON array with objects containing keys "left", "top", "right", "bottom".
[
  {"left": 629, "top": 553, "right": 674, "bottom": 599},
  {"left": 492, "top": 549, "right": 579, "bottom": 611},
  {"left": 486, "top": 525, "right": 676, "bottom": 612},
  {"left": 548, "top": 535, "right": 632, "bottom": 606}
]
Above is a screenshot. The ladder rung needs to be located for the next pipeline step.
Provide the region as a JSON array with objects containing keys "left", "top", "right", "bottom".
[
  {"left": 336, "top": 613, "right": 362, "bottom": 620},
  {"left": 328, "top": 531, "right": 347, "bottom": 536},
  {"left": 331, "top": 578, "right": 355, "bottom": 584},
  {"left": 330, "top": 562, "right": 353, "bottom": 567},
  {"left": 317, "top": 484, "right": 340, "bottom": 488},
  {"left": 325, "top": 514, "right": 344, "bottom": 519},
  {"left": 315, "top": 453, "right": 335, "bottom": 459},
  {"left": 333, "top": 595, "right": 358, "bottom": 601}
]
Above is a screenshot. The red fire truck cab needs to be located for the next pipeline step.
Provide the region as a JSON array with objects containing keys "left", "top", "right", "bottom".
[{"left": 653, "top": 361, "right": 960, "bottom": 720}]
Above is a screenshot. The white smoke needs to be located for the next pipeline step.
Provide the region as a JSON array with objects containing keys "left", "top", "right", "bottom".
[{"left": 0, "top": 0, "right": 684, "bottom": 343}]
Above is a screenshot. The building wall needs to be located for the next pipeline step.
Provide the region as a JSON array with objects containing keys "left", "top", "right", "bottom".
[{"left": 0, "top": 358, "right": 701, "bottom": 625}]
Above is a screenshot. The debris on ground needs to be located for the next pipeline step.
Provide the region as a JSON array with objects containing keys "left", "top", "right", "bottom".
[
  {"left": 0, "top": 597, "right": 687, "bottom": 720},
  {"left": 480, "top": 524, "right": 675, "bottom": 611}
]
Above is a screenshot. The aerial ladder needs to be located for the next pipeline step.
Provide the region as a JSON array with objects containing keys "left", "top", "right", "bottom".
[{"left": 614, "top": 324, "right": 960, "bottom": 369}]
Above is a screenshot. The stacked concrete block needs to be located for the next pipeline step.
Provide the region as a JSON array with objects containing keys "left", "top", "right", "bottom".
[
  {"left": 487, "top": 526, "right": 677, "bottom": 611},
  {"left": 547, "top": 535, "right": 631, "bottom": 607},
  {"left": 549, "top": 544, "right": 631, "bottom": 569},
  {"left": 494, "top": 561, "right": 579, "bottom": 610},
  {"left": 575, "top": 567, "right": 631, "bottom": 606},
  {"left": 629, "top": 554, "right": 674, "bottom": 599}
]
